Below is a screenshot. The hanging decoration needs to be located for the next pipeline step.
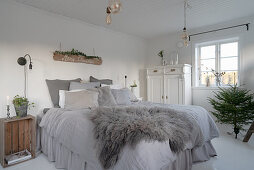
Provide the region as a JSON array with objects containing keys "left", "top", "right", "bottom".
[
  {"left": 106, "top": 0, "right": 122, "bottom": 25},
  {"left": 53, "top": 49, "right": 102, "bottom": 65},
  {"left": 181, "top": 0, "right": 191, "bottom": 47},
  {"left": 106, "top": 7, "right": 112, "bottom": 24}
]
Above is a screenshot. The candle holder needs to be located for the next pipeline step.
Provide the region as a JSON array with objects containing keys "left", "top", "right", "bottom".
[{"left": 7, "top": 105, "right": 10, "bottom": 119}]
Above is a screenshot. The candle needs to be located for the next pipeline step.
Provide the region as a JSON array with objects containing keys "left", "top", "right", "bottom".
[{"left": 6, "top": 96, "right": 10, "bottom": 106}]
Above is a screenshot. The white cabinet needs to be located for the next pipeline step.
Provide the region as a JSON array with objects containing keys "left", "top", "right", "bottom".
[
  {"left": 147, "top": 75, "right": 164, "bottom": 103},
  {"left": 147, "top": 64, "right": 192, "bottom": 105},
  {"left": 164, "top": 75, "right": 183, "bottom": 104}
]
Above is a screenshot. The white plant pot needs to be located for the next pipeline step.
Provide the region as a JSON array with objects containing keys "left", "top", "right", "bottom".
[{"left": 131, "top": 87, "right": 138, "bottom": 97}]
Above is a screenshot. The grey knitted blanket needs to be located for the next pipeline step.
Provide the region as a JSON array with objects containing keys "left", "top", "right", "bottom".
[{"left": 90, "top": 106, "right": 203, "bottom": 169}]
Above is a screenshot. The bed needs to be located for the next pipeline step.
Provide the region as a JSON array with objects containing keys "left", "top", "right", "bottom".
[
  {"left": 38, "top": 101, "right": 219, "bottom": 170},
  {"left": 38, "top": 79, "right": 219, "bottom": 170}
]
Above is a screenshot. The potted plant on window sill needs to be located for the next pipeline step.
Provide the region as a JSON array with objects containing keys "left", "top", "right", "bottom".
[{"left": 12, "top": 95, "right": 35, "bottom": 117}]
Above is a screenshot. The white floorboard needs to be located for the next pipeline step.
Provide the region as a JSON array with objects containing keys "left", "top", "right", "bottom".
[{"left": 1, "top": 129, "right": 254, "bottom": 170}]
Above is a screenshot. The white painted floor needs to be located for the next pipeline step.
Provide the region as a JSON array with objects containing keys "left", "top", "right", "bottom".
[{"left": 1, "top": 128, "right": 254, "bottom": 170}]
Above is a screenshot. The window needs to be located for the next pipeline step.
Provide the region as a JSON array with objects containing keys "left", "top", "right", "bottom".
[{"left": 196, "top": 39, "right": 239, "bottom": 87}]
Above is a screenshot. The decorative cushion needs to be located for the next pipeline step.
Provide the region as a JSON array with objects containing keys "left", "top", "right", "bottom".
[
  {"left": 90, "top": 76, "right": 113, "bottom": 85},
  {"left": 69, "top": 82, "right": 100, "bottom": 91},
  {"left": 88, "top": 86, "right": 117, "bottom": 106},
  {"left": 111, "top": 88, "right": 132, "bottom": 105},
  {"left": 64, "top": 90, "right": 99, "bottom": 109},
  {"left": 45, "top": 78, "right": 81, "bottom": 107},
  {"left": 59, "top": 89, "right": 83, "bottom": 108}
]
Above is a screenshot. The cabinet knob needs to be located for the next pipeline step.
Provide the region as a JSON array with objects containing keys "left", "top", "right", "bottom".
[
  {"left": 171, "top": 69, "right": 176, "bottom": 72},
  {"left": 153, "top": 70, "right": 158, "bottom": 73},
  {"left": 166, "top": 96, "right": 168, "bottom": 99},
  {"left": 162, "top": 96, "right": 164, "bottom": 99}
]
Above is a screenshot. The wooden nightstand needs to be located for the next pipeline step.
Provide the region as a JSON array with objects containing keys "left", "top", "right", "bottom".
[{"left": 0, "top": 115, "right": 36, "bottom": 168}]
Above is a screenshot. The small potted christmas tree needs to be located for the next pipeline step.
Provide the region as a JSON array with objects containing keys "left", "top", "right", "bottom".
[{"left": 208, "top": 85, "right": 254, "bottom": 139}]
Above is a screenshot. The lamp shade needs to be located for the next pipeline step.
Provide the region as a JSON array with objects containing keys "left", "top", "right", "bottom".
[{"left": 17, "top": 57, "right": 27, "bottom": 66}]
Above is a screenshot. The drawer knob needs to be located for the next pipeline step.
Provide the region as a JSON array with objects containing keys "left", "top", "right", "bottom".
[
  {"left": 153, "top": 70, "right": 158, "bottom": 72},
  {"left": 171, "top": 69, "right": 176, "bottom": 72}
]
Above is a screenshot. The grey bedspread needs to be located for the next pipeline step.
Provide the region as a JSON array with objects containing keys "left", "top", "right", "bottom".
[{"left": 39, "top": 102, "right": 219, "bottom": 170}]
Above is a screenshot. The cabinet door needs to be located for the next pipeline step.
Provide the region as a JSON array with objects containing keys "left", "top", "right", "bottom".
[
  {"left": 164, "top": 75, "right": 183, "bottom": 104},
  {"left": 147, "top": 75, "right": 164, "bottom": 103}
]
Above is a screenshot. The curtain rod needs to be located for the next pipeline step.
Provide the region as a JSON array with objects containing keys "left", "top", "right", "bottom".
[{"left": 189, "top": 23, "right": 250, "bottom": 41}]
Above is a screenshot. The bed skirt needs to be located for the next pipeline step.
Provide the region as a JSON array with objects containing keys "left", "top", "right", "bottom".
[{"left": 40, "top": 128, "right": 217, "bottom": 170}]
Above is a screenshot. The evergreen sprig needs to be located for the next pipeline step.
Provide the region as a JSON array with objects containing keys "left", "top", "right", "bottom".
[
  {"left": 208, "top": 85, "right": 254, "bottom": 138},
  {"left": 157, "top": 50, "right": 164, "bottom": 58}
]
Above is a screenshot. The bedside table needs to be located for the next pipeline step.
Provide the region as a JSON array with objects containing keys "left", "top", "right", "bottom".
[{"left": 0, "top": 115, "right": 36, "bottom": 168}]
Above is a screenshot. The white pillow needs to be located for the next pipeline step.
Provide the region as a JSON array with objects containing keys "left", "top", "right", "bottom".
[
  {"left": 64, "top": 90, "right": 99, "bottom": 109},
  {"left": 101, "top": 84, "right": 122, "bottom": 89},
  {"left": 59, "top": 89, "right": 84, "bottom": 108},
  {"left": 59, "top": 90, "right": 66, "bottom": 108}
]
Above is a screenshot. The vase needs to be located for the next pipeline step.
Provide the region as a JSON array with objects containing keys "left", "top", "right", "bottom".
[
  {"left": 170, "top": 51, "right": 179, "bottom": 65},
  {"left": 161, "top": 57, "right": 167, "bottom": 66},
  {"left": 174, "top": 52, "right": 179, "bottom": 65},
  {"left": 131, "top": 87, "right": 137, "bottom": 96},
  {"left": 206, "top": 76, "right": 210, "bottom": 87},
  {"left": 14, "top": 104, "right": 28, "bottom": 117},
  {"left": 215, "top": 77, "right": 221, "bottom": 86}
]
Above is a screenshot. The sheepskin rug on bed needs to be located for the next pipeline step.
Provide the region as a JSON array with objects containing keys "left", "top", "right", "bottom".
[{"left": 90, "top": 106, "right": 204, "bottom": 169}]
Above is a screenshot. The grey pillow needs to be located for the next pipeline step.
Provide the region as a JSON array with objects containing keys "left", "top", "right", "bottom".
[
  {"left": 69, "top": 82, "right": 100, "bottom": 91},
  {"left": 46, "top": 78, "right": 81, "bottom": 107},
  {"left": 111, "top": 88, "right": 132, "bottom": 105},
  {"left": 90, "top": 76, "right": 113, "bottom": 85},
  {"left": 89, "top": 86, "right": 117, "bottom": 106}
]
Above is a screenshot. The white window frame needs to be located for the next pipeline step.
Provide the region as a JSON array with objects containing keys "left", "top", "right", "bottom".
[{"left": 194, "top": 37, "right": 240, "bottom": 87}]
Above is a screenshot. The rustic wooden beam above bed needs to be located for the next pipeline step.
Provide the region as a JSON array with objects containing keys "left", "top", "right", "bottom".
[{"left": 53, "top": 49, "right": 102, "bottom": 65}]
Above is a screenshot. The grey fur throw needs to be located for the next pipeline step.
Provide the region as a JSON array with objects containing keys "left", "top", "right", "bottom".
[{"left": 90, "top": 106, "right": 203, "bottom": 169}]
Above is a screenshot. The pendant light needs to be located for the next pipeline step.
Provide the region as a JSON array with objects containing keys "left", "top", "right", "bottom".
[
  {"left": 109, "top": 0, "right": 121, "bottom": 14},
  {"left": 106, "top": 7, "right": 112, "bottom": 25},
  {"left": 181, "top": 0, "right": 190, "bottom": 47},
  {"left": 106, "top": 0, "right": 122, "bottom": 25}
]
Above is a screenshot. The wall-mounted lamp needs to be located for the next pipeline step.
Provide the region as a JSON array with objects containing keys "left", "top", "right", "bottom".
[
  {"left": 17, "top": 54, "right": 33, "bottom": 97},
  {"left": 17, "top": 54, "right": 33, "bottom": 69}
]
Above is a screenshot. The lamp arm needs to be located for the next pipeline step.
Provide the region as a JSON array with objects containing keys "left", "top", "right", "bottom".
[
  {"left": 24, "top": 54, "right": 32, "bottom": 63},
  {"left": 23, "top": 54, "right": 32, "bottom": 69}
]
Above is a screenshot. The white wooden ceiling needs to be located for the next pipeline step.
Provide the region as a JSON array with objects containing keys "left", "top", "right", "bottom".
[{"left": 12, "top": 0, "right": 254, "bottom": 38}]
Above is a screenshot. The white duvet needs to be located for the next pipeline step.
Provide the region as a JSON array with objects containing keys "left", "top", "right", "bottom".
[{"left": 39, "top": 102, "right": 219, "bottom": 170}]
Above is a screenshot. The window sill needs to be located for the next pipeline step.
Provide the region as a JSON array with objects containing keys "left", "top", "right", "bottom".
[{"left": 192, "top": 86, "right": 231, "bottom": 90}]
